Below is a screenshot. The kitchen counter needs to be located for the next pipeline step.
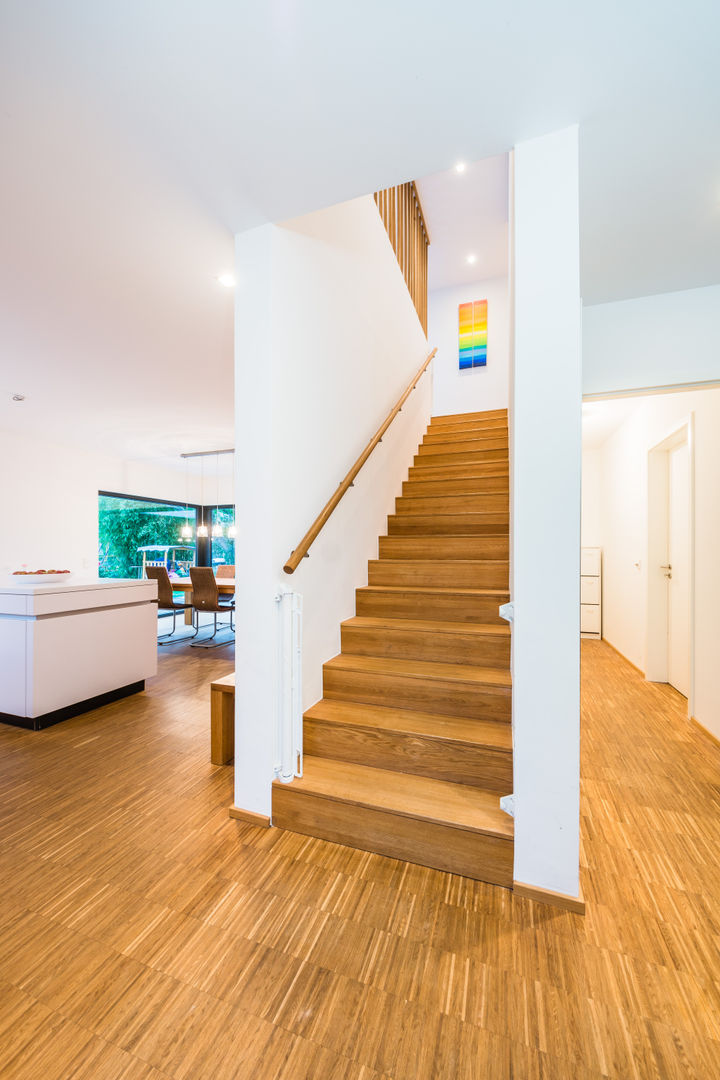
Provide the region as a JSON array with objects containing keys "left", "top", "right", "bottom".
[{"left": 0, "top": 577, "right": 158, "bottom": 730}]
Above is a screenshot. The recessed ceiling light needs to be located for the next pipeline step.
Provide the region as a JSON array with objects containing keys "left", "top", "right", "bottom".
[
  {"left": 466, "top": 254, "right": 477, "bottom": 265},
  {"left": 217, "top": 273, "right": 236, "bottom": 288},
  {"left": 11, "top": 393, "right": 25, "bottom": 402},
  {"left": 455, "top": 162, "right": 467, "bottom": 174}
]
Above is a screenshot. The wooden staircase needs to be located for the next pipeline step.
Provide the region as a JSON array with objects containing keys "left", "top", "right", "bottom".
[{"left": 272, "top": 408, "right": 513, "bottom": 886}]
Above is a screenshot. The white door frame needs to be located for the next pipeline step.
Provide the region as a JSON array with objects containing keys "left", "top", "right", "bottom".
[{"left": 645, "top": 414, "right": 695, "bottom": 715}]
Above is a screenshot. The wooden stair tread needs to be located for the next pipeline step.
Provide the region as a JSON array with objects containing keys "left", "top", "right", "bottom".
[
  {"left": 342, "top": 615, "right": 510, "bottom": 637},
  {"left": 407, "top": 466, "right": 509, "bottom": 478},
  {"left": 371, "top": 559, "right": 509, "bottom": 568},
  {"left": 305, "top": 699, "right": 512, "bottom": 750},
  {"left": 281, "top": 756, "right": 513, "bottom": 839},
  {"left": 431, "top": 409, "right": 507, "bottom": 423},
  {"left": 397, "top": 492, "right": 507, "bottom": 505},
  {"left": 325, "top": 653, "right": 512, "bottom": 688},
  {"left": 359, "top": 585, "right": 509, "bottom": 598}
]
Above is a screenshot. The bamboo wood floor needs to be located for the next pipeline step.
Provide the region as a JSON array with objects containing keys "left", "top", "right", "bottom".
[{"left": 1, "top": 639, "right": 719, "bottom": 1079}]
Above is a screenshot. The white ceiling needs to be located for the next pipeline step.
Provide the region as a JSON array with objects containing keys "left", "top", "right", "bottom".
[
  {"left": 1, "top": 1, "right": 718, "bottom": 463},
  {"left": 416, "top": 156, "right": 508, "bottom": 292}
]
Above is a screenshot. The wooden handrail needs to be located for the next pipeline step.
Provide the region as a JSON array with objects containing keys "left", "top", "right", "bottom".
[{"left": 283, "top": 348, "right": 437, "bottom": 574}]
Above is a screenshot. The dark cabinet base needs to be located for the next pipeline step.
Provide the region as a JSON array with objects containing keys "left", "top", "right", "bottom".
[{"left": 0, "top": 681, "right": 146, "bottom": 731}]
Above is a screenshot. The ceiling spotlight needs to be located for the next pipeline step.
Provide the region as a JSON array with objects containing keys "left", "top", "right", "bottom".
[
  {"left": 11, "top": 393, "right": 25, "bottom": 402},
  {"left": 455, "top": 162, "right": 467, "bottom": 174},
  {"left": 217, "top": 273, "right": 236, "bottom": 288},
  {"left": 466, "top": 254, "right": 477, "bottom": 265}
]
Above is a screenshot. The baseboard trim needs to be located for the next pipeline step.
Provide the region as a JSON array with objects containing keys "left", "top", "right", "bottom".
[
  {"left": 513, "top": 880, "right": 585, "bottom": 915},
  {"left": 229, "top": 806, "right": 272, "bottom": 828},
  {"left": 690, "top": 715, "right": 720, "bottom": 751},
  {"left": 600, "top": 638, "right": 645, "bottom": 677}
]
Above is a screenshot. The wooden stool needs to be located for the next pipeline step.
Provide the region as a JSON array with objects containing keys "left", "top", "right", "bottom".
[{"left": 210, "top": 673, "right": 235, "bottom": 765}]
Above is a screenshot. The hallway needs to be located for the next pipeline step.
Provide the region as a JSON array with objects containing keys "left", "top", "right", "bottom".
[{"left": 0, "top": 642, "right": 718, "bottom": 1078}]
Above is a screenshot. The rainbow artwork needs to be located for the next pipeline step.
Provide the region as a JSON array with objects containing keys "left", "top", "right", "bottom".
[{"left": 458, "top": 299, "right": 487, "bottom": 369}]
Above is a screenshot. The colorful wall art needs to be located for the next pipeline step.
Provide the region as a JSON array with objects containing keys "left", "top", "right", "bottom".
[{"left": 458, "top": 299, "right": 487, "bottom": 369}]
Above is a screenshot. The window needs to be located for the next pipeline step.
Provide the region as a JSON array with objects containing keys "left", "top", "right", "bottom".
[
  {"left": 99, "top": 494, "right": 197, "bottom": 579},
  {"left": 211, "top": 506, "right": 236, "bottom": 569}
]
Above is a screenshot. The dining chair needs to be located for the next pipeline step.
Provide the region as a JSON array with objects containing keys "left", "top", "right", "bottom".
[
  {"left": 216, "top": 564, "right": 235, "bottom": 578},
  {"left": 146, "top": 566, "right": 193, "bottom": 644},
  {"left": 189, "top": 566, "right": 234, "bottom": 648}
]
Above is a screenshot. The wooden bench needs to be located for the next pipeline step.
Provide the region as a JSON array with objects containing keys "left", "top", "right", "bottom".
[{"left": 210, "top": 673, "right": 235, "bottom": 765}]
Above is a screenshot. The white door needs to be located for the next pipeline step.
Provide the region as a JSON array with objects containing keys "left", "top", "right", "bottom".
[{"left": 667, "top": 443, "right": 690, "bottom": 697}]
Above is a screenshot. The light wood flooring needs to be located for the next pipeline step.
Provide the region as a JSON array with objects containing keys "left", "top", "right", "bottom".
[{"left": 1, "top": 639, "right": 719, "bottom": 1079}]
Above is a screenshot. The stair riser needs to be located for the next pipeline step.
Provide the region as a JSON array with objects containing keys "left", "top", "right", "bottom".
[
  {"left": 341, "top": 624, "right": 511, "bottom": 669},
  {"left": 396, "top": 494, "right": 509, "bottom": 515},
  {"left": 387, "top": 514, "right": 509, "bottom": 536},
  {"left": 271, "top": 788, "right": 514, "bottom": 886},
  {"left": 423, "top": 428, "right": 508, "bottom": 447},
  {"left": 408, "top": 462, "right": 508, "bottom": 481},
  {"left": 304, "top": 718, "right": 513, "bottom": 792},
  {"left": 356, "top": 588, "right": 509, "bottom": 623},
  {"left": 368, "top": 560, "right": 509, "bottom": 589},
  {"left": 403, "top": 476, "right": 509, "bottom": 497},
  {"left": 432, "top": 409, "right": 507, "bottom": 425},
  {"left": 413, "top": 449, "right": 508, "bottom": 467},
  {"left": 379, "top": 536, "right": 509, "bottom": 560},
  {"left": 418, "top": 437, "right": 507, "bottom": 456},
  {"left": 323, "top": 668, "right": 511, "bottom": 721},
  {"left": 427, "top": 419, "right": 508, "bottom": 436}
]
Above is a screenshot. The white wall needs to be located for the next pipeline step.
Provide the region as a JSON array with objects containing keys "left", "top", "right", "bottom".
[
  {"left": 583, "top": 284, "right": 720, "bottom": 397},
  {"left": 587, "top": 387, "right": 720, "bottom": 740},
  {"left": 234, "top": 195, "right": 430, "bottom": 817},
  {"left": 0, "top": 429, "right": 230, "bottom": 576},
  {"left": 512, "top": 126, "right": 581, "bottom": 899},
  {"left": 428, "top": 276, "right": 509, "bottom": 416},
  {"left": 581, "top": 449, "right": 603, "bottom": 548}
]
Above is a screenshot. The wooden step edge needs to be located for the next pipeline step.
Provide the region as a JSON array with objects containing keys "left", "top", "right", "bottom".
[
  {"left": 386, "top": 520, "right": 510, "bottom": 533},
  {"left": 422, "top": 435, "right": 509, "bottom": 448},
  {"left": 278, "top": 758, "right": 514, "bottom": 840},
  {"left": 426, "top": 421, "right": 509, "bottom": 432},
  {"left": 406, "top": 466, "right": 510, "bottom": 477},
  {"left": 358, "top": 585, "right": 510, "bottom": 597},
  {"left": 431, "top": 410, "right": 508, "bottom": 424},
  {"left": 417, "top": 446, "right": 508, "bottom": 457},
  {"left": 342, "top": 615, "right": 511, "bottom": 636},
  {"left": 370, "top": 559, "right": 510, "bottom": 569},
  {"left": 402, "top": 486, "right": 510, "bottom": 497},
  {"left": 397, "top": 494, "right": 509, "bottom": 505},
  {"left": 324, "top": 655, "right": 513, "bottom": 689}
]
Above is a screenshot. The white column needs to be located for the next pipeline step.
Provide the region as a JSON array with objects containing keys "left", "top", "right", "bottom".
[
  {"left": 511, "top": 126, "right": 582, "bottom": 898},
  {"left": 233, "top": 224, "right": 278, "bottom": 817}
]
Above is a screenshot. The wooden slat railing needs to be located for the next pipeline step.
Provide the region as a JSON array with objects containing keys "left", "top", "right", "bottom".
[
  {"left": 374, "top": 182, "right": 430, "bottom": 334},
  {"left": 283, "top": 347, "right": 437, "bottom": 574}
]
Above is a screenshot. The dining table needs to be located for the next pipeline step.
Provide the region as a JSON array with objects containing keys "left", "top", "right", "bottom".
[{"left": 169, "top": 576, "right": 235, "bottom": 625}]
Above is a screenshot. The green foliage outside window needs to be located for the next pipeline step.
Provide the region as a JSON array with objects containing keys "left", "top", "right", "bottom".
[
  {"left": 98, "top": 495, "right": 196, "bottom": 578},
  {"left": 212, "top": 506, "right": 236, "bottom": 567}
]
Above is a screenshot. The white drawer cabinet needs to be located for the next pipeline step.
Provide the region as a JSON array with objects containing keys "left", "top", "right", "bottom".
[
  {"left": 580, "top": 576, "right": 600, "bottom": 605},
  {"left": 581, "top": 604, "right": 601, "bottom": 634},
  {"left": 580, "top": 547, "right": 602, "bottom": 640}
]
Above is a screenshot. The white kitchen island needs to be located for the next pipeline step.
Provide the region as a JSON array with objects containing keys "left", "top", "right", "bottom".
[{"left": 0, "top": 577, "right": 158, "bottom": 730}]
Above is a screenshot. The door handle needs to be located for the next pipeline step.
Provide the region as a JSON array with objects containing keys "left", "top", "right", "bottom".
[
  {"left": 661, "top": 564, "right": 672, "bottom": 579},
  {"left": 660, "top": 564, "right": 672, "bottom": 569}
]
